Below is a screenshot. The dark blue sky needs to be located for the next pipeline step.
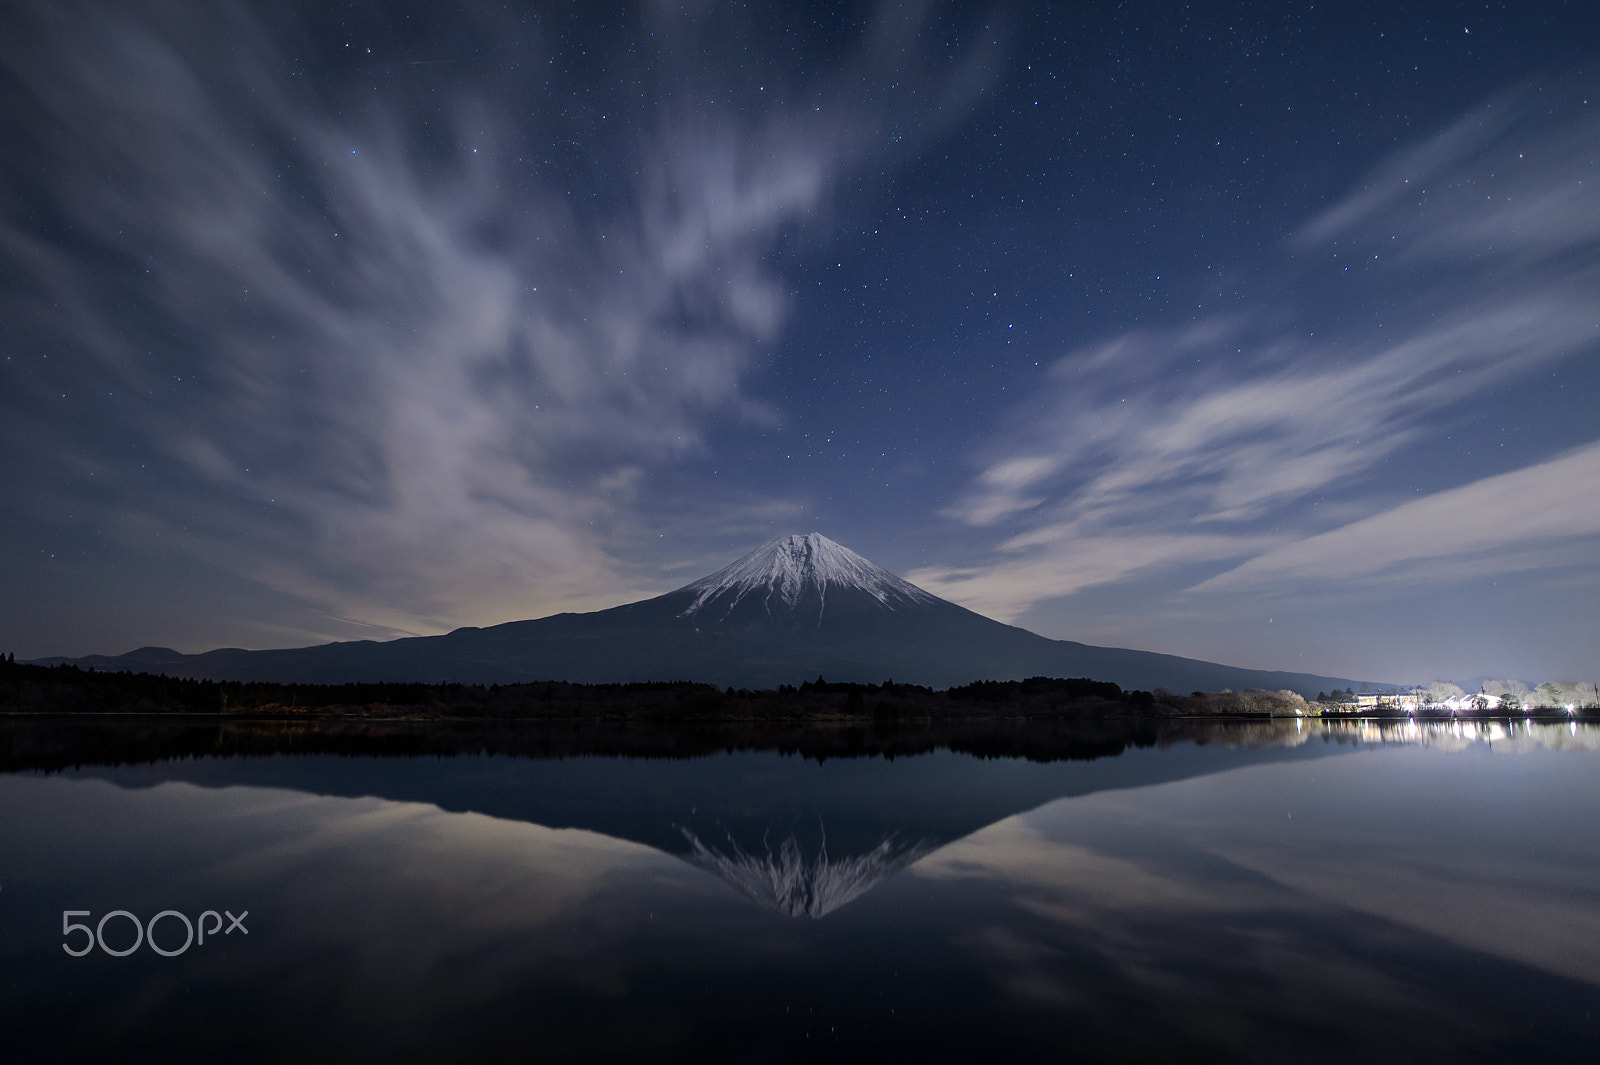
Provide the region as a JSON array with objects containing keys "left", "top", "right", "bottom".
[{"left": 2, "top": 1, "right": 1597, "bottom": 684}]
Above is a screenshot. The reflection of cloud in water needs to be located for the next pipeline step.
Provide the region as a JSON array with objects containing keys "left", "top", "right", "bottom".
[
  {"left": 0, "top": 776, "right": 706, "bottom": 985},
  {"left": 915, "top": 742, "right": 1600, "bottom": 989},
  {"left": 679, "top": 824, "right": 936, "bottom": 918}
]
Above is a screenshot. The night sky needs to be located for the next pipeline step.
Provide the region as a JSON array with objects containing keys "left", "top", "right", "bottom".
[{"left": 2, "top": 1, "right": 1597, "bottom": 684}]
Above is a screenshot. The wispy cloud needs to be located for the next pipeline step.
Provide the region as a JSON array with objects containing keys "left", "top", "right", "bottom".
[
  {"left": 909, "top": 530, "right": 1269, "bottom": 625},
  {"left": 919, "top": 82, "right": 1600, "bottom": 623},
  {"left": 0, "top": 1, "right": 983, "bottom": 644},
  {"left": 1192, "top": 441, "right": 1600, "bottom": 593}
]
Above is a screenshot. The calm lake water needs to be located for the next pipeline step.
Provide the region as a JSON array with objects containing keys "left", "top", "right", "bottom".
[{"left": 1, "top": 718, "right": 1597, "bottom": 1063}]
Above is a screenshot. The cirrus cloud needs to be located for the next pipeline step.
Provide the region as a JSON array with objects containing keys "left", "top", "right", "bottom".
[
  {"left": 0, "top": 0, "right": 985, "bottom": 647},
  {"left": 922, "top": 80, "right": 1600, "bottom": 631}
]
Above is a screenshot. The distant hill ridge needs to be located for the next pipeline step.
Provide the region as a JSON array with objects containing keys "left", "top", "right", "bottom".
[{"left": 31, "top": 533, "right": 1379, "bottom": 696}]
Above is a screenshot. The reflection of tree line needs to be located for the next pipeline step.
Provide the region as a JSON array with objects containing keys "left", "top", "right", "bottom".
[{"left": 0, "top": 711, "right": 1330, "bottom": 774}]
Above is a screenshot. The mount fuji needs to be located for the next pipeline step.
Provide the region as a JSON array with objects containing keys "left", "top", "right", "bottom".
[{"left": 38, "top": 533, "right": 1370, "bottom": 695}]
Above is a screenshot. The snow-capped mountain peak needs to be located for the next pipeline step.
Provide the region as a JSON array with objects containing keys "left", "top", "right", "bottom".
[{"left": 675, "top": 533, "right": 939, "bottom": 624}]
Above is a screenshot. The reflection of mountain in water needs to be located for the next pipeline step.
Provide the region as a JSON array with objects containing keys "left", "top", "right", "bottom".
[
  {"left": 680, "top": 824, "right": 936, "bottom": 918},
  {"left": 44, "top": 720, "right": 1380, "bottom": 918}
]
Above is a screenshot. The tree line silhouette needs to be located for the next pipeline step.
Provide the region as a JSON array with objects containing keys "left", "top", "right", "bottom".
[{"left": 1, "top": 657, "right": 1185, "bottom": 721}]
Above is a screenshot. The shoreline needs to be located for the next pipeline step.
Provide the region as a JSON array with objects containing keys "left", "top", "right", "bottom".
[
  {"left": 5, "top": 709, "right": 1591, "bottom": 775},
  {"left": 4, "top": 659, "right": 1594, "bottom": 725}
]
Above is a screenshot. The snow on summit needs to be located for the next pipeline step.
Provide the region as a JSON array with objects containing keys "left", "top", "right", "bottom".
[{"left": 676, "top": 533, "right": 940, "bottom": 621}]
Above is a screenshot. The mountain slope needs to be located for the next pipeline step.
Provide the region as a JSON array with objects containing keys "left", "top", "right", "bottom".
[{"left": 32, "top": 533, "right": 1378, "bottom": 695}]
